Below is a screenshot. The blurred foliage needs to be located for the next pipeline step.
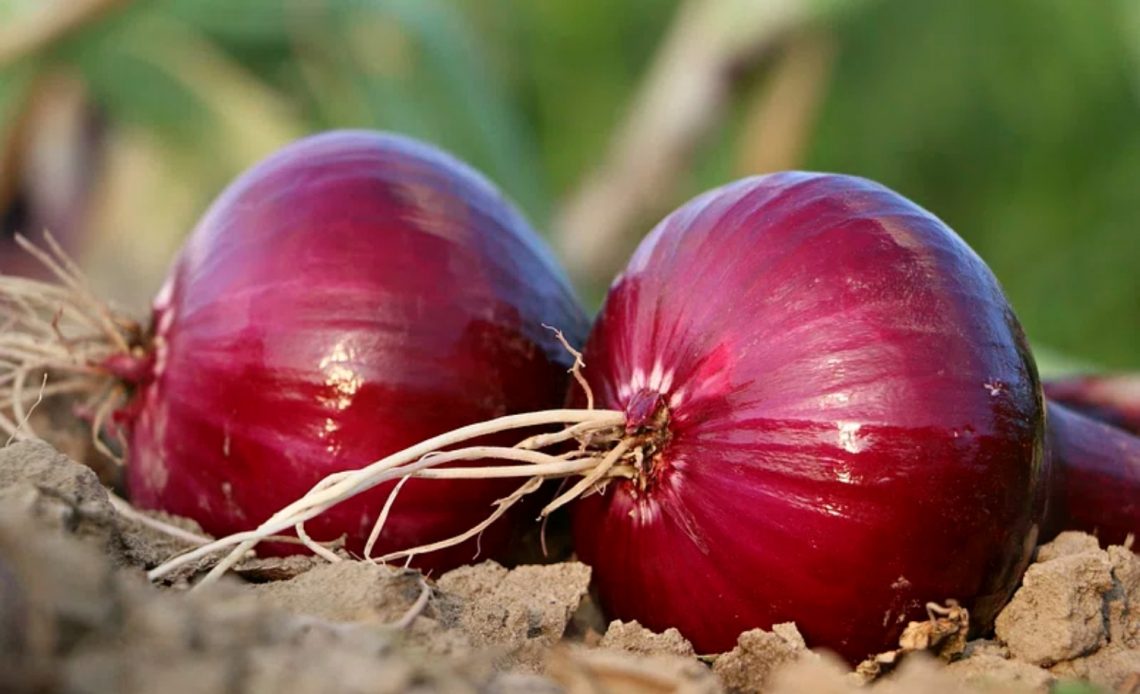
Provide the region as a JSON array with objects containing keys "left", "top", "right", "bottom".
[
  {"left": 806, "top": 0, "right": 1140, "bottom": 370},
  {"left": 0, "top": 0, "right": 1137, "bottom": 368}
]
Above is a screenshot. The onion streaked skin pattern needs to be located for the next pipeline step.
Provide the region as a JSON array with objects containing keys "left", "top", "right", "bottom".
[
  {"left": 124, "top": 131, "right": 587, "bottom": 570},
  {"left": 1045, "top": 400, "right": 1140, "bottom": 547},
  {"left": 572, "top": 172, "right": 1048, "bottom": 662}
]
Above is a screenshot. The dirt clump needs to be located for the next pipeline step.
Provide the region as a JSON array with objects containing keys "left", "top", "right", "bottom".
[
  {"left": 252, "top": 560, "right": 425, "bottom": 623},
  {"left": 0, "top": 508, "right": 118, "bottom": 693},
  {"left": 1035, "top": 530, "right": 1102, "bottom": 562},
  {"left": 762, "top": 652, "right": 853, "bottom": 694},
  {"left": 0, "top": 440, "right": 211, "bottom": 576},
  {"left": 114, "top": 508, "right": 210, "bottom": 570},
  {"left": 233, "top": 553, "right": 325, "bottom": 582},
  {"left": 0, "top": 476, "right": 558, "bottom": 694},
  {"left": 873, "top": 655, "right": 976, "bottom": 694},
  {"left": 1049, "top": 645, "right": 1140, "bottom": 691},
  {"left": 437, "top": 560, "right": 592, "bottom": 672},
  {"left": 994, "top": 546, "right": 1114, "bottom": 664},
  {"left": 549, "top": 645, "right": 720, "bottom": 694},
  {"left": 0, "top": 440, "right": 121, "bottom": 556},
  {"left": 1105, "top": 544, "right": 1140, "bottom": 647},
  {"left": 771, "top": 651, "right": 1055, "bottom": 694},
  {"left": 712, "top": 623, "right": 815, "bottom": 693},
  {"left": 600, "top": 619, "right": 696, "bottom": 657},
  {"left": 944, "top": 653, "right": 1054, "bottom": 692}
]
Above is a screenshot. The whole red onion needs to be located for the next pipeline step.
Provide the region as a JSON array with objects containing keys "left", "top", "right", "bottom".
[
  {"left": 1044, "top": 375, "right": 1140, "bottom": 436},
  {"left": 122, "top": 131, "right": 587, "bottom": 570},
  {"left": 571, "top": 173, "right": 1048, "bottom": 662}
]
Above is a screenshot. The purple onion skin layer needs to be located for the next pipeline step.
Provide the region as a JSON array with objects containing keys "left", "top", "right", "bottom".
[
  {"left": 1044, "top": 375, "right": 1140, "bottom": 436},
  {"left": 124, "top": 131, "right": 587, "bottom": 571},
  {"left": 1045, "top": 400, "right": 1140, "bottom": 547},
  {"left": 572, "top": 173, "right": 1048, "bottom": 663}
]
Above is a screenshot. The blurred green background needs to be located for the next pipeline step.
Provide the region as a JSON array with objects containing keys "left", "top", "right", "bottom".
[{"left": 0, "top": 0, "right": 1137, "bottom": 372}]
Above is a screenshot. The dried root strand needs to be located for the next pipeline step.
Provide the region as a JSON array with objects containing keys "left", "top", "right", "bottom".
[
  {"left": 146, "top": 332, "right": 664, "bottom": 588},
  {"left": 148, "top": 409, "right": 626, "bottom": 586},
  {"left": 545, "top": 323, "right": 595, "bottom": 411},
  {"left": 108, "top": 494, "right": 213, "bottom": 546},
  {"left": 541, "top": 437, "right": 633, "bottom": 517},
  {"left": 0, "top": 232, "right": 138, "bottom": 445},
  {"left": 363, "top": 474, "right": 413, "bottom": 560},
  {"left": 387, "top": 578, "right": 433, "bottom": 629},
  {"left": 4, "top": 372, "right": 47, "bottom": 445},
  {"left": 13, "top": 233, "right": 132, "bottom": 353},
  {"left": 373, "top": 476, "right": 545, "bottom": 566}
]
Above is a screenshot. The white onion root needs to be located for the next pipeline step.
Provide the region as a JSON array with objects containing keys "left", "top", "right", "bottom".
[
  {"left": 0, "top": 233, "right": 139, "bottom": 450},
  {"left": 149, "top": 408, "right": 628, "bottom": 586}
]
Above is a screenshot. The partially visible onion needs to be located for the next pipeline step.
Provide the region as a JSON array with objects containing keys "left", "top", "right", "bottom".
[
  {"left": 570, "top": 172, "right": 1047, "bottom": 663},
  {"left": 107, "top": 131, "right": 587, "bottom": 570},
  {"left": 1044, "top": 375, "right": 1140, "bottom": 436},
  {"left": 1045, "top": 400, "right": 1140, "bottom": 547}
]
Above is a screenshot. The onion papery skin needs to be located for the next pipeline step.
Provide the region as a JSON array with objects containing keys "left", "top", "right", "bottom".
[
  {"left": 1044, "top": 375, "right": 1140, "bottom": 436},
  {"left": 1045, "top": 400, "right": 1140, "bottom": 547},
  {"left": 124, "top": 131, "right": 587, "bottom": 571},
  {"left": 571, "top": 172, "right": 1047, "bottom": 663}
]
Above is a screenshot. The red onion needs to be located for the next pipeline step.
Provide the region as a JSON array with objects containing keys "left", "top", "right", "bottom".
[
  {"left": 1044, "top": 375, "right": 1140, "bottom": 436},
  {"left": 1045, "top": 400, "right": 1140, "bottom": 547},
  {"left": 570, "top": 173, "right": 1048, "bottom": 662},
  {"left": 116, "top": 131, "right": 587, "bottom": 569}
]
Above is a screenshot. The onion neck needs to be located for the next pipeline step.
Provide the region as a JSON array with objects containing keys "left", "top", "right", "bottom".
[{"left": 101, "top": 348, "right": 156, "bottom": 386}]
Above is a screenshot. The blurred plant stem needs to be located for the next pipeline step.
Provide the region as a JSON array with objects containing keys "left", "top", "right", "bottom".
[
  {"left": 554, "top": 0, "right": 857, "bottom": 288},
  {"left": 0, "top": 70, "right": 34, "bottom": 213},
  {"left": 0, "top": 70, "right": 101, "bottom": 278},
  {"left": 735, "top": 30, "right": 835, "bottom": 176},
  {"left": 0, "top": 0, "right": 133, "bottom": 66}
]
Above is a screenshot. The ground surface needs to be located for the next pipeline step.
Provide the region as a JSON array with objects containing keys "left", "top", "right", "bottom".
[{"left": 1, "top": 440, "right": 1137, "bottom": 693}]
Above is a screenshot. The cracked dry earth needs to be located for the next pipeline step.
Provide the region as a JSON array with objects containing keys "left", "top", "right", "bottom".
[{"left": 1, "top": 439, "right": 1138, "bottom": 694}]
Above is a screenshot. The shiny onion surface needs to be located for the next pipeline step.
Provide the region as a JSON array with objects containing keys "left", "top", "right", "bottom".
[
  {"left": 572, "top": 172, "right": 1047, "bottom": 662},
  {"left": 124, "top": 131, "right": 588, "bottom": 570}
]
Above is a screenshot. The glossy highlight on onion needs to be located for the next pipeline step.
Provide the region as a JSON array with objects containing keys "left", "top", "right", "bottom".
[
  {"left": 571, "top": 172, "right": 1048, "bottom": 663},
  {"left": 122, "top": 131, "right": 588, "bottom": 570}
]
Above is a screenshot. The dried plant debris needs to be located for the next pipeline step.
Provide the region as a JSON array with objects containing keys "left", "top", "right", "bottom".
[{"left": 855, "top": 601, "right": 971, "bottom": 682}]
